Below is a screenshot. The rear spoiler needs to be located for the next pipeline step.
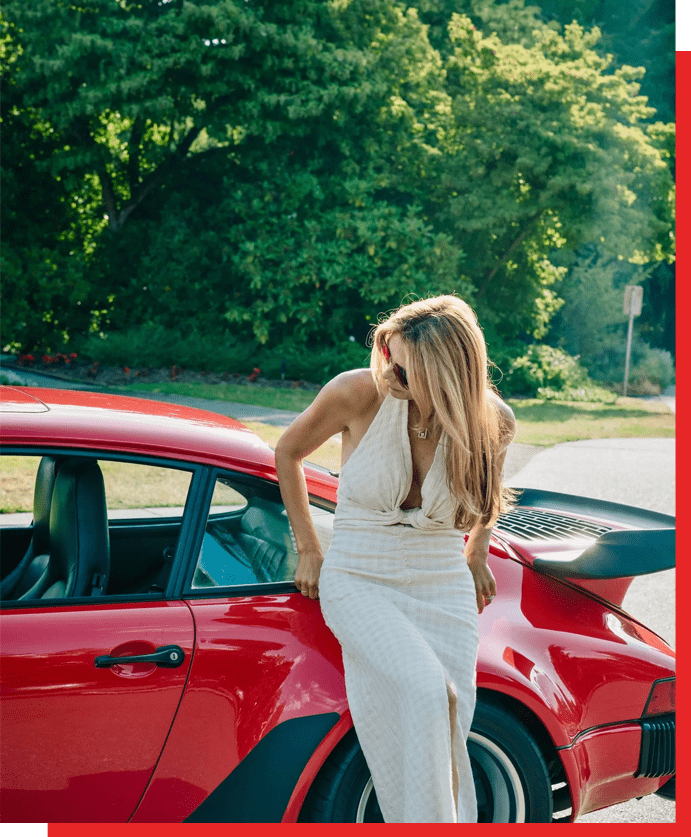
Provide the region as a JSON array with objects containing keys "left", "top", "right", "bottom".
[
  {"left": 513, "top": 488, "right": 675, "bottom": 530},
  {"left": 513, "top": 488, "right": 675, "bottom": 579}
]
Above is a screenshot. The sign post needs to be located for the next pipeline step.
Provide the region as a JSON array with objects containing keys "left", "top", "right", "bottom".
[{"left": 623, "top": 285, "right": 643, "bottom": 396}]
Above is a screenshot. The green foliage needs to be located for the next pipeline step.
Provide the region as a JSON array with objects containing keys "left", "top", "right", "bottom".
[
  {"left": 535, "top": 385, "right": 617, "bottom": 403},
  {"left": 1, "top": 0, "right": 674, "bottom": 384},
  {"left": 431, "top": 13, "right": 673, "bottom": 343},
  {"left": 80, "top": 324, "right": 371, "bottom": 385},
  {"left": 79, "top": 325, "right": 255, "bottom": 372},
  {"left": 501, "top": 344, "right": 589, "bottom": 396},
  {"left": 0, "top": 14, "right": 105, "bottom": 351},
  {"left": 538, "top": 0, "right": 674, "bottom": 123},
  {"left": 584, "top": 339, "right": 675, "bottom": 394}
]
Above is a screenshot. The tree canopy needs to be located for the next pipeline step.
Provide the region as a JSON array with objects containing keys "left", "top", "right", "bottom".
[{"left": 1, "top": 0, "right": 674, "bottom": 381}]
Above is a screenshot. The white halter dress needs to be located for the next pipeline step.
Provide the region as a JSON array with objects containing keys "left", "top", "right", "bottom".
[{"left": 318, "top": 393, "right": 479, "bottom": 823}]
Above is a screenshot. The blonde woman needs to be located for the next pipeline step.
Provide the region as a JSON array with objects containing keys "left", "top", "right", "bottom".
[{"left": 275, "top": 295, "right": 516, "bottom": 823}]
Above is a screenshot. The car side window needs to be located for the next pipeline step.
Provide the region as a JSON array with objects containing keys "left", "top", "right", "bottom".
[
  {"left": 0, "top": 453, "right": 193, "bottom": 603},
  {"left": 99, "top": 460, "right": 192, "bottom": 521},
  {"left": 191, "top": 474, "right": 334, "bottom": 590}
]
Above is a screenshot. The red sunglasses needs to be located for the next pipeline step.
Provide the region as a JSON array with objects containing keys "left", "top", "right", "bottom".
[{"left": 380, "top": 340, "right": 409, "bottom": 388}]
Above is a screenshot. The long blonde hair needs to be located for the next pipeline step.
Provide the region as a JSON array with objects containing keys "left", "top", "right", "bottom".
[{"left": 371, "top": 295, "right": 513, "bottom": 530}]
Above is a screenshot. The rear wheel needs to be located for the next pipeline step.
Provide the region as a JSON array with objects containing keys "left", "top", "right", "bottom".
[{"left": 299, "top": 700, "right": 554, "bottom": 823}]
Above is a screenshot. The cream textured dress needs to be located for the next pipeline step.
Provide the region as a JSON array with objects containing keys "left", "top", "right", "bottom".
[{"left": 318, "top": 393, "right": 480, "bottom": 823}]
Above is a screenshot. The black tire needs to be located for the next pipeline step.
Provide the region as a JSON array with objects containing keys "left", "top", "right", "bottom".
[
  {"left": 469, "top": 700, "right": 553, "bottom": 822},
  {"left": 299, "top": 700, "right": 554, "bottom": 823}
]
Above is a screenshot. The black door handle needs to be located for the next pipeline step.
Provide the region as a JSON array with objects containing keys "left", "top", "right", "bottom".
[{"left": 95, "top": 644, "right": 185, "bottom": 668}]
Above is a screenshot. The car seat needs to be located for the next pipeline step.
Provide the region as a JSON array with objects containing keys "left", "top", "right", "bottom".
[
  {"left": 18, "top": 458, "right": 111, "bottom": 600},
  {"left": 1, "top": 455, "right": 65, "bottom": 600}
]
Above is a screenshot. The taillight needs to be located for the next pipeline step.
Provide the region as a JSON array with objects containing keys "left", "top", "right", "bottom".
[{"left": 643, "top": 677, "right": 675, "bottom": 717}]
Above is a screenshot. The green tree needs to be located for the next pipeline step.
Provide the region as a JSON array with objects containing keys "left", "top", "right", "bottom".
[
  {"left": 0, "top": 18, "right": 107, "bottom": 351},
  {"left": 427, "top": 13, "right": 673, "bottom": 345},
  {"left": 2, "top": 0, "right": 674, "bottom": 376}
]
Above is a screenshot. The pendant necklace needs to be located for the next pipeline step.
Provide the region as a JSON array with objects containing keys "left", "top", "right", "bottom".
[{"left": 410, "top": 402, "right": 428, "bottom": 439}]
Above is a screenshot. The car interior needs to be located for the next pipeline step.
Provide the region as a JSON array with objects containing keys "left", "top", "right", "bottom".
[{"left": 0, "top": 455, "right": 310, "bottom": 602}]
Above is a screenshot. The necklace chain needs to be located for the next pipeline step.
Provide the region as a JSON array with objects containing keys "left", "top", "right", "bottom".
[{"left": 409, "top": 402, "right": 429, "bottom": 439}]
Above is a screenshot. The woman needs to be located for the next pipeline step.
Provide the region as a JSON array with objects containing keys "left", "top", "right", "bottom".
[{"left": 274, "top": 295, "right": 516, "bottom": 823}]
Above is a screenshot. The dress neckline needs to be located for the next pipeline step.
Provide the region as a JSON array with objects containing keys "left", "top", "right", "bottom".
[{"left": 401, "top": 399, "right": 443, "bottom": 507}]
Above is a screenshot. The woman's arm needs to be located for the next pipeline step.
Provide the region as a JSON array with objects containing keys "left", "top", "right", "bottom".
[
  {"left": 274, "top": 371, "right": 376, "bottom": 599},
  {"left": 466, "top": 392, "right": 517, "bottom": 612}
]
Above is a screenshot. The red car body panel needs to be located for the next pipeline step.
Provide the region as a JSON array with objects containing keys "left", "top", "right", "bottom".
[
  {"left": 0, "top": 600, "right": 194, "bottom": 822},
  {"left": 559, "top": 723, "right": 666, "bottom": 818},
  {"left": 0, "top": 386, "right": 675, "bottom": 823},
  {"left": 130, "top": 594, "right": 348, "bottom": 823}
]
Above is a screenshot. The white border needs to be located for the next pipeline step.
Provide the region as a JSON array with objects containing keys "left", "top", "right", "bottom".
[
  {"left": 2, "top": 827, "right": 47, "bottom": 837},
  {"left": 678, "top": 0, "right": 691, "bottom": 51}
]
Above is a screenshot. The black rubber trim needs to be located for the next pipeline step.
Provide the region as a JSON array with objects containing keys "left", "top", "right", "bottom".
[
  {"left": 636, "top": 713, "right": 675, "bottom": 778},
  {"left": 185, "top": 713, "right": 339, "bottom": 823}
]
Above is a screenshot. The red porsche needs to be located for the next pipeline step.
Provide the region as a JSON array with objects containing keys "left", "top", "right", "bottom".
[{"left": 0, "top": 386, "right": 675, "bottom": 823}]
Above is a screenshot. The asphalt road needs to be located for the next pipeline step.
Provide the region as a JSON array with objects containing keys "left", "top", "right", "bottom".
[{"left": 1, "top": 368, "right": 675, "bottom": 823}]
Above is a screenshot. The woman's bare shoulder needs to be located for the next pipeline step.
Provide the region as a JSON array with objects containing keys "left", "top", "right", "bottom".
[
  {"left": 486, "top": 389, "right": 516, "bottom": 441},
  {"left": 322, "top": 368, "right": 381, "bottom": 414}
]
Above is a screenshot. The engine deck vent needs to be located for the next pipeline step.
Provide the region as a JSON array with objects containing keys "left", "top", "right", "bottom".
[{"left": 495, "top": 508, "right": 613, "bottom": 542}]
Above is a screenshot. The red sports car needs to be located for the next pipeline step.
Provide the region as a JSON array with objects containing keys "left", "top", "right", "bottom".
[{"left": 0, "top": 386, "right": 675, "bottom": 823}]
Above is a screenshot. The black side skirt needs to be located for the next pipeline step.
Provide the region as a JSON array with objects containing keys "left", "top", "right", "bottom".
[{"left": 185, "top": 712, "right": 340, "bottom": 823}]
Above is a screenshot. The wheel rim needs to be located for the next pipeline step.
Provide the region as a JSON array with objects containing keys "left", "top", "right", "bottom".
[
  {"left": 354, "top": 733, "right": 527, "bottom": 823},
  {"left": 468, "top": 730, "right": 527, "bottom": 822},
  {"left": 355, "top": 777, "right": 384, "bottom": 823}
]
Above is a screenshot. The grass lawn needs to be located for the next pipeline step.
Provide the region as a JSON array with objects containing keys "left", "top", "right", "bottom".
[
  {"left": 242, "top": 397, "right": 674, "bottom": 472},
  {"left": 509, "top": 397, "right": 674, "bottom": 445},
  {"left": 126, "top": 381, "right": 317, "bottom": 412},
  {"left": 119, "top": 381, "right": 674, "bottom": 450}
]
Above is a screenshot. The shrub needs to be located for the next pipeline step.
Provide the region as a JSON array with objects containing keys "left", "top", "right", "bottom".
[
  {"left": 586, "top": 341, "right": 675, "bottom": 394},
  {"left": 79, "top": 326, "right": 256, "bottom": 373},
  {"left": 78, "top": 327, "right": 372, "bottom": 384},
  {"left": 501, "top": 345, "right": 589, "bottom": 397}
]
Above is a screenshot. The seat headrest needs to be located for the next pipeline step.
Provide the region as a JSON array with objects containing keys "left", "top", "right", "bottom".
[
  {"left": 32, "top": 455, "right": 66, "bottom": 550},
  {"left": 49, "top": 459, "right": 110, "bottom": 598}
]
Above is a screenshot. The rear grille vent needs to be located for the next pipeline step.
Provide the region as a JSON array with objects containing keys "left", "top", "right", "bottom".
[
  {"left": 495, "top": 508, "right": 613, "bottom": 542},
  {"left": 636, "top": 714, "right": 675, "bottom": 778}
]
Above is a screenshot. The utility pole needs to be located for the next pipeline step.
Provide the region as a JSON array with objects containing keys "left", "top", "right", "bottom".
[{"left": 623, "top": 285, "right": 643, "bottom": 396}]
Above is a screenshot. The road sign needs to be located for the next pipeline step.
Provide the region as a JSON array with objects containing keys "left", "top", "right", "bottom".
[
  {"left": 624, "top": 284, "right": 643, "bottom": 317},
  {"left": 623, "top": 285, "right": 643, "bottom": 396}
]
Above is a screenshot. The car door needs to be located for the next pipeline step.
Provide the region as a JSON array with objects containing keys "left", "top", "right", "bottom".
[
  {"left": 130, "top": 470, "right": 348, "bottom": 823},
  {"left": 0, "top": 452, "right": 200, "bottom": 823}
]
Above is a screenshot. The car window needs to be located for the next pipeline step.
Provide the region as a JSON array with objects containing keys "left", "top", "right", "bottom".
[
  {"left": 0, "top": 453, "right": 193, "bottom": 603},
  {"left": 0, "top": 455, "right": 193, "bottom": 524},
  {"left": 99, "top": 460, "right": 192, "bottom": 520},
  {"left": 191, "top": 474, "right": 333, "bottom": 590}
]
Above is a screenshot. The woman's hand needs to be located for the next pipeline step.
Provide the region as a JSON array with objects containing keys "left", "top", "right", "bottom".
[
  {"left": 464, "top": 526, "right": 497, "bottom": 613},
  {"left": 294, "top": 548, "right": 323, "bottom": 599},
  {"left": 466, "top": 558, "right": 497, "bottom": 613}
]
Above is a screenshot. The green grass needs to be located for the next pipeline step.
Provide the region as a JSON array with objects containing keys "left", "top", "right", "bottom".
[
  {"left": 122, "top": 381, "right": 317, "bottom": 412},
  {"left": 509, "top": 397, "right": 674, "bottom": 445}
]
